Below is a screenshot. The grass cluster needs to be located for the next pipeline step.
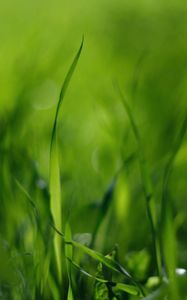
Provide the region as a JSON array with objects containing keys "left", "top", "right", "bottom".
[{"left": 0, "top": 1, "right": 187, "bottom": 299}]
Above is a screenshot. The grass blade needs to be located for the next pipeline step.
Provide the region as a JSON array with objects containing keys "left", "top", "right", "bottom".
[
  {"left": 115, "top": 84, "right": 162, "bottom": 279},
  {"left": 65, "top": 223, "right": 74, "bottom": 300},
  {"left": 160, "top": 115, "right": 187, "bottom": 300},
  {"left": 91, "top": 178, "right": 116, "bottom": 248},
  {"left": 50, "top": 223, "right": 145, "bottom": 296},
  {"left": 69, "top": 258, "right": 141, "bottom": 296},
  {"left": 113, "top": 283, "right": 140, "bottom": 296},
  {"left": 91, "top": 157, "right": 133, "bottom": 248},
  {"left": 14, "top": 178, "right": 39, "bottom": 220},
  {"left": 49, "top": 38, "right": 83, "bottom": 282}
]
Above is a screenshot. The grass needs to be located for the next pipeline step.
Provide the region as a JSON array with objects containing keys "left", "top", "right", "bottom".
[
  {"left": 49, "top": 37, "right": 83, "bottom": 285},
  {"left": 1, "top": 1, "right": 187, "bottom": 299}
]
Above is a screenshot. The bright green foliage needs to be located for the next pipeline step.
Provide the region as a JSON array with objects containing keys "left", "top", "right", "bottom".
[{"left": 1, "top": 1, "right": 187, "bottom": 299}]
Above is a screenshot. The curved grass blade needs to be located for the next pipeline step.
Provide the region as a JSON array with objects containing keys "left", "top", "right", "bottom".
[
  {"left": 49, "top": 38, "right": 83, "bottom": 282},
  {"left": 115, "top": 84, "right": 162, "bottom": 279}
]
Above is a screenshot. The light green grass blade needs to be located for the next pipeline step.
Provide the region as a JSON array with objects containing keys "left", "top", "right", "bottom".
[
  {"left": 65, "top": 223, "right": 74, "bottom": 300},
  {"left": 163, "top": 208, "right": 179, "bottom": 300},
  {"left": 113, "top": 283, "right": 140, "bottom": 296},
  {"left": 49, "top": 38, "right": 83, "bottom": 282},
  {"left": 115, "top": 84, "right": 162, "bottom": 278}
]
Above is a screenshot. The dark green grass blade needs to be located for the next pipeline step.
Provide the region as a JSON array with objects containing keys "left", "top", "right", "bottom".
[
  {"left": 140, "top": 283, "right": 168, "bottom": 300},
  {"left": 50, "top": 224, "right": 145, "bottom": 296},
  {"left": 115, "top": 84, "right": 162, "bottom": 278},
  {"left": 49, "top": 38, "right": 83, "bottom": 282},
  {"left": 68, "top": 258, "right": 141, "bottom": 296},
  {"left": 14, "top": 178, "right": 54, "bottom": 294},
  {"left": 91, "top": 178, "right": 116, "bottom": 248},
  {"left": 91, "top": 156, "right": 134, "bottom": 248}
]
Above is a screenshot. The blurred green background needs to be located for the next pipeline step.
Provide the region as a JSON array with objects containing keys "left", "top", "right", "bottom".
[{"left": 0, "top": 0, "right": 187, "bottom": 299}]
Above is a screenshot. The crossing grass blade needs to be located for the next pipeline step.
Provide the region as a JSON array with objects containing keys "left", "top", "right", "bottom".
[
  {"left": 115, "top": 84, "right": 162, "bottom": 279},
  {"left": 50, "top": 223, "right": 145, "bottom": 296},
  {"left": 68, "top": 258, "right": 141, "bottom": 296},
  {"left": 70, "top": 241, "right": 145, "bottom": 296},
  {"left": 49, "top": 38, "right": 84, "bottom": 282}
]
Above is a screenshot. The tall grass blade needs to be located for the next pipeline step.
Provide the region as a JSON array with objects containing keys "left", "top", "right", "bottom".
[
  {"left": 65, "top": 223, "right": 74, "bottom": 300},
  {"left": 115, "top": 84, "right": 162, "bottom": 278},
  {"left": 49, "top": 38, "right": 83, "bottom": 282},
  {"left": 160, "top": 115, "right": 187, "bottom": 300},
  {"left": 91, "top": 157, "right": 133, "bottom": 248},
  {"left": 91, "top": 178, "right": 116, "bottom": 248}
]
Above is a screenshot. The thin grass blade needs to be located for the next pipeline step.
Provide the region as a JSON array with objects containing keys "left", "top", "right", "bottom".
[
  {"left": 68, "top": 258, "right": 142, "bottom": 296},
  {"left": 50, "top": 224, "right": 145, "bottom": 296},
  {"left": 115, "top": 84, "right": 162, "bottom": 279},
  {"left": 65, "top": 223, "right": 74, "bottom": 300},
  {"left": 160, "top": 115, "right": 187, "bottom": 300},
  {"left": 49, "top": 38, "right": 83, "bottom": 282}
]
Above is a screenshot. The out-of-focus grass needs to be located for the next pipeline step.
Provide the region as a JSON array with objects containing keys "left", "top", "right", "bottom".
[{"left": 0, "top": 0, "right": 187, "bottom": 299}]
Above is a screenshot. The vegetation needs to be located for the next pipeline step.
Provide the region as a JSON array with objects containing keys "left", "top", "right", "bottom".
[{"left": 0, "top": 0, "right": 187, "bottom": 299}]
